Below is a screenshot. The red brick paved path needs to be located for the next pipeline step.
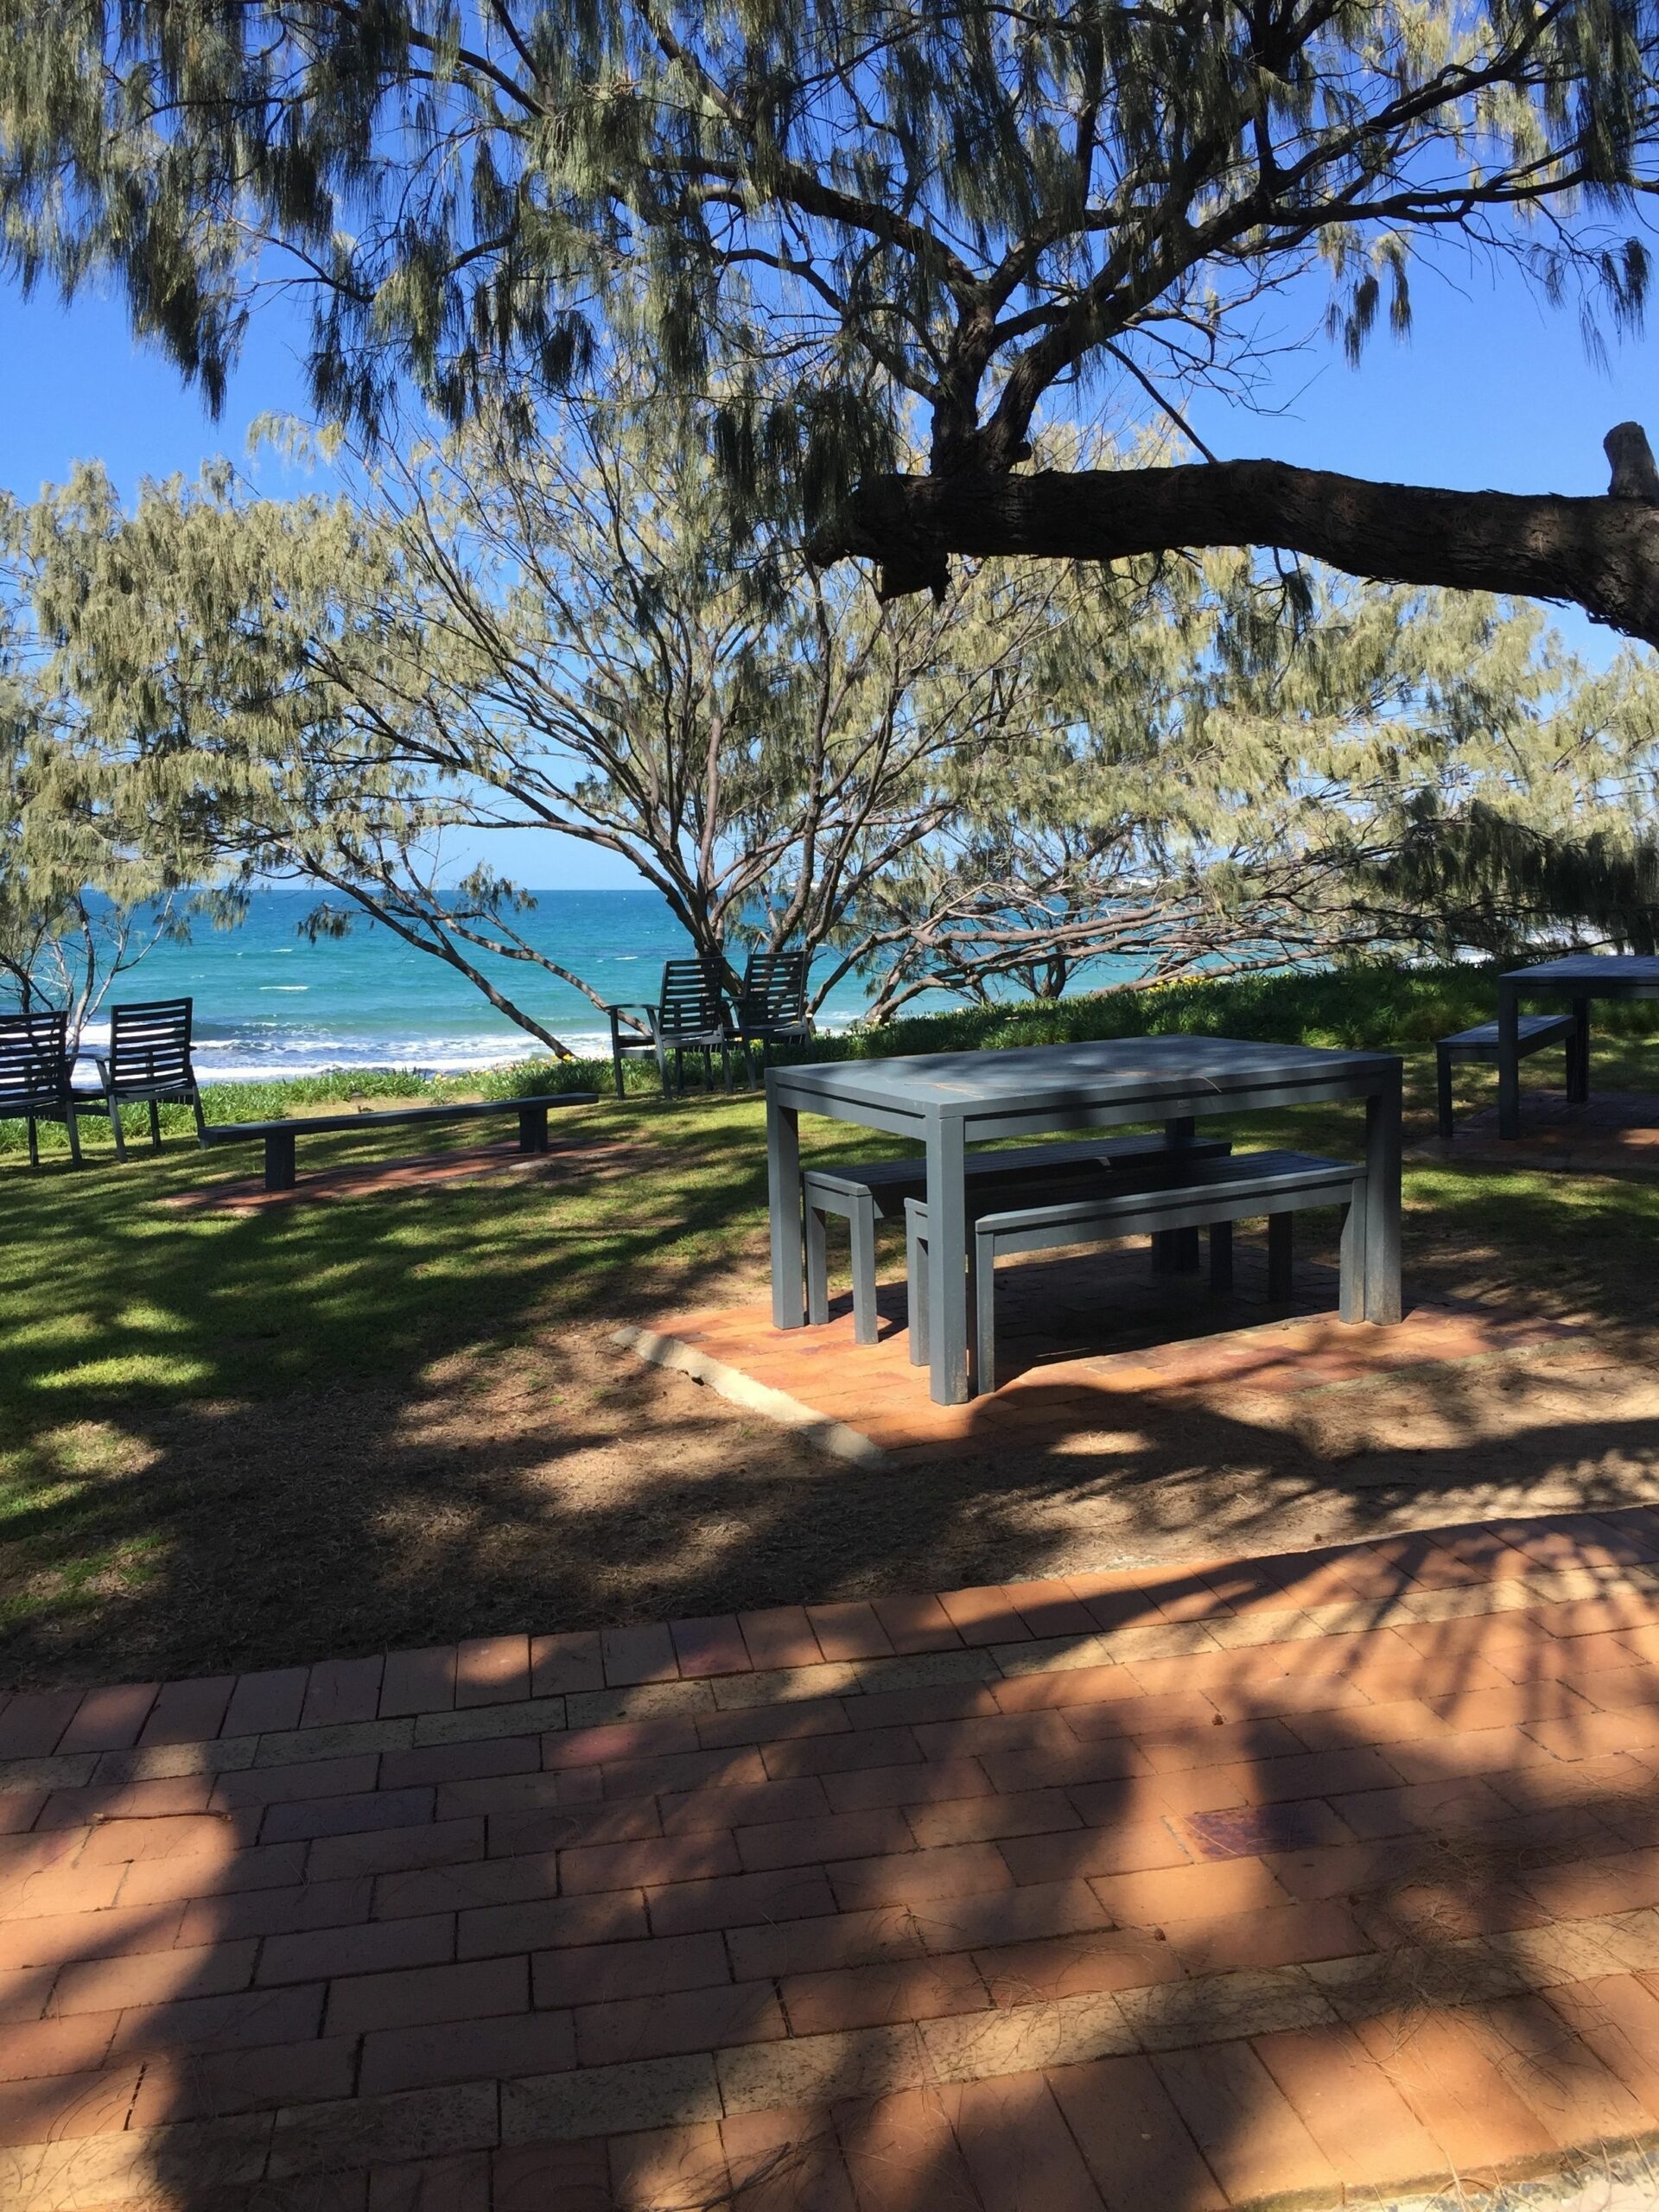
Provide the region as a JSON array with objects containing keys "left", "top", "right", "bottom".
[{"left": 9, "top": 1511, "right": 1659, "bottom": 2206}]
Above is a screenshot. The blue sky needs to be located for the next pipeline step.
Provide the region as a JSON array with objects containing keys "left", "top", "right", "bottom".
[{"left": 4, "top": 251, "right": 1656, "bottom": 883}]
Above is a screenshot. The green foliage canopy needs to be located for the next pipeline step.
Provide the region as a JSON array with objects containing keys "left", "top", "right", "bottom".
[
  {"left": 8, "top": 419, "right": 1092, "bottom": 1046},
  {"left": 3, "top": 0, "right": 1655, "bottom": 505}
]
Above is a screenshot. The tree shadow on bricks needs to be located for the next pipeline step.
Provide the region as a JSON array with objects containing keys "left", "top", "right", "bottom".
[
  {"left": 587, "top": 1522, "right": 1659, "bottom": 2212},
  {"left": 13, "top": 1510, "right": 1659, "bottom": 2208},
  {"left": 457, "top": 1513, "right": 1659, "bottom": 2210}
]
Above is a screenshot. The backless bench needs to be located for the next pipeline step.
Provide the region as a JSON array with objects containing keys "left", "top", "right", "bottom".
[
  {"left": 804, "top": 1131, "right": 1231, "bottom": 1344},
  {"left": 200, "top": 1093, "right": 596, "bottom": 1192},
  {"left": 906, "top": 1148, "right": 1368, "bottom": 1395}
]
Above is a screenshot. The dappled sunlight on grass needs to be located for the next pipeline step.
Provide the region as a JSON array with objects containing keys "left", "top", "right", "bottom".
[
  {"left": 0, "top": 1478, "right": 86, "bottom": 1528},
  {"left": 28, "top": 1353, "right": 220, "bottom": 1394},
  {"left": 3, "top": 1049, "right": 1659, "bottom": 1681}
]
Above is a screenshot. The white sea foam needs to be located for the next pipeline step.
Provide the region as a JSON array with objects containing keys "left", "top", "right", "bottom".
[
  {"left": 181, "top": 1018, "right": 860, "bottom": 1082},
  {"left": 186, "top": 1030, "right": 620, "bottom": 1080}
]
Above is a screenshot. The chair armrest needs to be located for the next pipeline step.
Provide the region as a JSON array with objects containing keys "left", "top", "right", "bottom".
[{"left": 607, "top": 1004, "right": 660, "bottom": 1046}]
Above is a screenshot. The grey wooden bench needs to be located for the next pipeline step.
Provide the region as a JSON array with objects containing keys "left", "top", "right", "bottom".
[
  {"left": 200, "top": 1092, "right": 596, "bottom": 1192},
  {"left": 1435, "top": 1014, "right": 1580, "bottom": 1138},
  {"left": 906, "top": 1148, "right": 1368, "bottom": 1395},
  {"left": 804, "top": 1133, "right": 1231, "bottom": 1344}
]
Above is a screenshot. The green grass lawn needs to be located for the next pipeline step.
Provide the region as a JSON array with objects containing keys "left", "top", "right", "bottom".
[{"left": 4, "top": 968, "right": 1659, "bottom": 1688}]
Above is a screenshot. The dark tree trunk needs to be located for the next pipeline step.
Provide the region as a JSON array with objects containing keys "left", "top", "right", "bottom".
[{"left": 809, "top": 432, "right": 1659, "bottom": 647}]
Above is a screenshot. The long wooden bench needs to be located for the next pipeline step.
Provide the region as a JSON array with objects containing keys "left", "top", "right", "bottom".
[
  {"left": 199, "top": 1092, "right": 596, "bottom": 1192},
  {"left": 1434, "top": 1014, "right": 1581, "bottom": 1138},
  {"left": 905, "top": 1148, "right": 1368, "bottom": 1395},
  {"left": 803, "top": 1133, "right": 1231, "bottom": 1344}
]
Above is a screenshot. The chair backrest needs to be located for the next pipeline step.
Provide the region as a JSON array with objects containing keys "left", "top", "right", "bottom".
[
  {"left": 656, "top": 959, "right": 728, "bottom": 1038},
  {"left": 0, "top": 1010, "right": 73, "bottom": 1116},
  {"left": 740, "top": 948, "right": 810, "bottom": 1025},
  {"left": 108, "top": 998, "right": 195, "bottom": 1093}
]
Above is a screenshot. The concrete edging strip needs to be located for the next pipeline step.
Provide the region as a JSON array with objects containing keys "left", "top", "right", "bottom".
[{"left": 613, "top": 1323, "right": 889, "bottom": 1466}]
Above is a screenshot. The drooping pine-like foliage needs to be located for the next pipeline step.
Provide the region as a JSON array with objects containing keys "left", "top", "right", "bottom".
[{"left": 3, "top": 0, "right": 1656, "bottom": 510}]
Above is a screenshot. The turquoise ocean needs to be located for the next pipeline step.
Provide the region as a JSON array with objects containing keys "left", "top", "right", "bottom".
[{"left": 80, "top": 888, "right": 1139, "bottom": 1082}]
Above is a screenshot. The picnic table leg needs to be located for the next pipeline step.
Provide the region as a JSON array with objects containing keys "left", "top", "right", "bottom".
[
  {"left": 925, "top": 1115, "right": 971, "bottom": 1404},
  {"left": 264, "top": 1130, "right": 297, "bottom": 1193},
  {"left": 1160, "top": 1115, "right": 1201, "bottom": 1272},
  {"left": 1569, "top": 996, "right": 1591, "bottom": 1103},
  {"left": 1267, "top": 1214, "right": 1294, "bottom": 1301},
  {"left": 849, "top": 1192, "right": 879, "bottom": 1347},
  {"left": 1363, "top": 1065, "right": 1402, "bottom": 1324},
  {"left": 1338, "top": 1179, "right": 1367, "bottom": 1324},
  {"left": 767, "top": 1090, "right": 805, "bottom": 1329},
  {"left": 1497, "top": 979, "right": 1522, "bottom": 1140},
  {"left": 517, "top": 1103, "right": 550, "bottom": 1154}
]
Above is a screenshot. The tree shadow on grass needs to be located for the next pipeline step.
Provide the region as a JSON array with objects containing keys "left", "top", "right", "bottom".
[
  {"left": 0, "top": 1103, "right": 1242, "bottom": 1677},
  {"left": 5, "top": 1084, "right": 1659, "bottom": 1686}
]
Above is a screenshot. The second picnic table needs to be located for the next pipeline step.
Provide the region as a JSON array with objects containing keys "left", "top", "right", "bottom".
[
  {"left": 1497, "top": 954, "right": 1659, "bottom": 1140},
  {"left": 766, "top": 1033, "right": 1403, "bottom": 1406}
]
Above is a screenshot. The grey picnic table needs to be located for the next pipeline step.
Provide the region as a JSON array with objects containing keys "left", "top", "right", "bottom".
[
  {"left": 1497, "top": 954, "right": 1659, "bottom": 1140},
  {"left": 766, "top": 1035, "right": 1403, "bottom": 1407}
]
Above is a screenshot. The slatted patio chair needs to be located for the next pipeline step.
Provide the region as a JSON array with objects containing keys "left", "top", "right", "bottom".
[
  {"left": 86, "top": 996, "right": 207, "bottom": 1157},
  {"left": 606, "top": 959, "right": 737, "bottom": 1099},
  {"left": 0, "top": 1009, "right": 85, "bottom": 1167},
  {"left": 733, "top": 948, "right": 815, "bottom": 1077}
]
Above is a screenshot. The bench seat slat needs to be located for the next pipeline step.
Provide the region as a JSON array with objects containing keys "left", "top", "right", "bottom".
[
  {"left": 1435, "top": 1011, "right": 1583, "bottom": 1138},
  {"left": 200, "top": 1091, "right": 596, "bottom": 1192},
  {"left": 1439, "top": 1015, "right": 1574, "bottom": 1050},
  {"left": 970, "top": 1151, "right": 1357, "bottom": 1239},
  {"left": 800, "top": 1133, "right": 1231, "bottom": 1345}
]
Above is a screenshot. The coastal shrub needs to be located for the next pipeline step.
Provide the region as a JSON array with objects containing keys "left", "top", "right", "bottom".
[{"left": 820, "top": 961, "right": 1659, "bottom": 1059}]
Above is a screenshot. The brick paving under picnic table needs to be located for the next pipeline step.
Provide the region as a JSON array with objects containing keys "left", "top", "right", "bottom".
[{"left": 12, "top": 1515, "right": 1659, "bottom": 2206}]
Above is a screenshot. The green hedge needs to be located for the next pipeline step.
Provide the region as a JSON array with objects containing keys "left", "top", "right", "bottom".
[
  {"left": 8, "top": 959, "right": 1658, "bottom": 1154},
  {"left": 823, "top": 961, "right": 1553, "bottom": 1058}
]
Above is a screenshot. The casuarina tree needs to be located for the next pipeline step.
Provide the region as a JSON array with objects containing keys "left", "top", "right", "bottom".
[{"left": 6, "top": 0, "right": 1659, "bottom": 635}]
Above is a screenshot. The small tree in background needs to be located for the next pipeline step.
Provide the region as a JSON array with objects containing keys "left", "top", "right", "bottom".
[
  {"left": 845, "top": 562, "right": 1659, "bottom": 1014},
  {"left": 8, "top": 416, "right": 1108, "bottom": 1049},
  {"left": 0, "top": 574, "right": 192, "bottom": 1046}
]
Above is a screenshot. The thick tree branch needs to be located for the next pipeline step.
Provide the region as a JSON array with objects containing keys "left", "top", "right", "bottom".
[{"left": 809, "top": 428, "right": 1659, "bottom": 645}]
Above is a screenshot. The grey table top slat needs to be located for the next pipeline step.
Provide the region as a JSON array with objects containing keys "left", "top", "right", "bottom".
[
  {"left": 1501, "top": 955, "right": 1659, "bottom": 985},
  {"left": 769, "top": 1034, "right": 1395, "bottom": 1115}
]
